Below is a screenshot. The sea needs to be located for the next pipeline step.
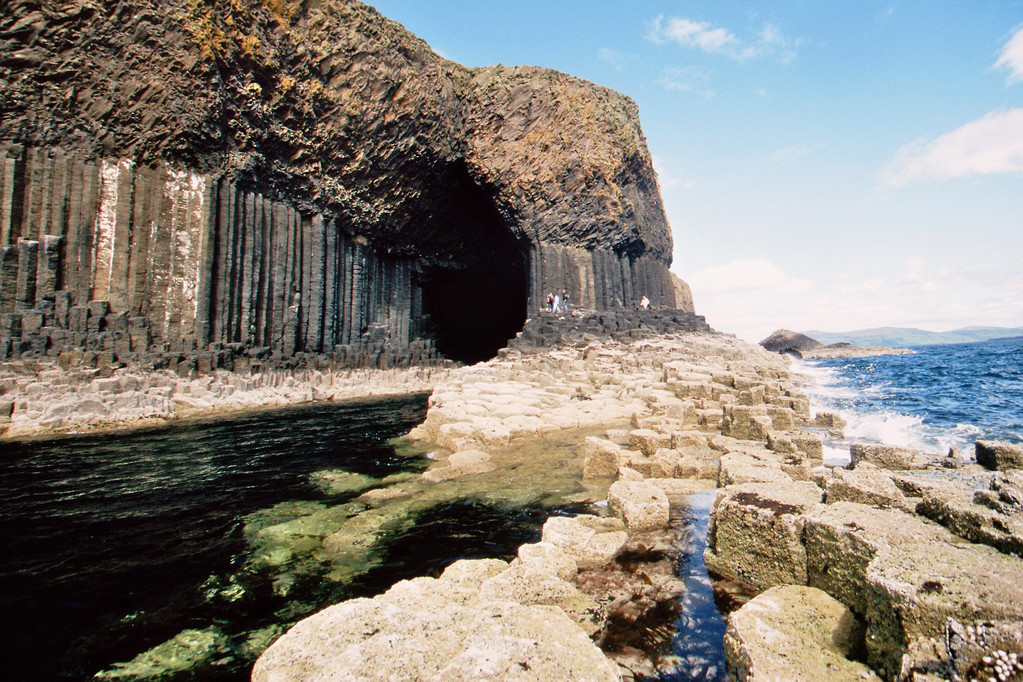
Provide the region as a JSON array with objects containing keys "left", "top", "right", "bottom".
[{"left": 793, "top": 336, "right": 1023, "bottom": 463}]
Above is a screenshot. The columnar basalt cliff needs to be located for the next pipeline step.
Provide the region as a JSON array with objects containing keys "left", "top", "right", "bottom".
[{"left": 0, "top": 0, "right": 687, "bottom": 367}]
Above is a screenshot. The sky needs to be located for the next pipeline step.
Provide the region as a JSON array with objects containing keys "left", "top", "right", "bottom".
[{"left": 366, "top": 0, "right": 1023, "bottom": 342}]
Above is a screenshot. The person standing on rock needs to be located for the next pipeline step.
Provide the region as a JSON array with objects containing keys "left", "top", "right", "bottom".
[
  {"left": 561, "top": 289, "right": 570, "bottom": 313},
  {"left": 640, "top": 295, "right": 650, "bottom": 310},
  {"left": 547, "top": 292, "right": 555, "bottom": 312},
  {"left": 553, "top": 292, "right": 561, "bottom": 315}
]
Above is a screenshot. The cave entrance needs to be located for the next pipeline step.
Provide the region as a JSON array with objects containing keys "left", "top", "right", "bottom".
[
  {"left": 414, "top": 163, "right": 528, "bottom": 365},
  {"left": 419, "top": 250, "right": 528, "bottom": 365}
]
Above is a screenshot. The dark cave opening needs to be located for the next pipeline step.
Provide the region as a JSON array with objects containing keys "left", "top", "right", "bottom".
[
  {"left": 419, "top": 252, "right": 528, "bottom": 365},
  {"left": 414, "top": 163, "right": 529, "bottom": 365}
]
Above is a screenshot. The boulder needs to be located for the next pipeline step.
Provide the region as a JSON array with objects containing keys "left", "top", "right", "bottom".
[
  {"left": 606, "top": 480, "right": 670, "bottom": 530},
  {"left": 704, "top": 481, "right": 823, "bottom": 591},
  {"left": 724, "top": 585, "right": 879, "bottom": 682},
  {"left": 976, "top": 440, "right": 1023, "bottom": 471}
]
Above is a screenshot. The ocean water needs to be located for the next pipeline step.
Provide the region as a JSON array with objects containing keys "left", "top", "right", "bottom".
[{"left": 794, "top": 336, "right": 1023, "bottom": 461}]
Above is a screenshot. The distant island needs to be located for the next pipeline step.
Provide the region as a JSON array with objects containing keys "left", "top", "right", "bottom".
[
  {"left": 803, "top": 326, "right": 1023, "bottom": 348},
  {"left": 760, "top": 329, "right": 914, "bottom": 358}
]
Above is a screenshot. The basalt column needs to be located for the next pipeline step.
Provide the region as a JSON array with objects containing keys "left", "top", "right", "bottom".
[
  {"left": 530, "top": 242, "right": 676, "bottom": 313},
  {"left": 0, "top": 145, "right": 439, "bottom": 362}
]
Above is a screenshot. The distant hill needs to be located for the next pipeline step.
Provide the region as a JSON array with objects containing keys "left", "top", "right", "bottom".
[{"left": 803, "top": 326, "right": 1023, "bottom": 348}]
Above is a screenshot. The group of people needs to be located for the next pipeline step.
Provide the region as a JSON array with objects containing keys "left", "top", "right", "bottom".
[
  {"left": 545, "top": 291, "right": 652, "bottom": 313},
  {"left": 546, "top": 290, "right": 570, "bottom": 313}
]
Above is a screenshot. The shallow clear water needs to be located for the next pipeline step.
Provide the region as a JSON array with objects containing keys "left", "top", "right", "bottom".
[
  {"left": 666, "top": 492, "right": 728, "bottom": 681},
  {"left": 0, "top": 393, "right": 735, "bottom": 681},
  {"left": 796, "top": 336, "right": 1023, "bottom": 459},
  {"left": 0, "top": 395, "right": 585, "bottom": 681}
]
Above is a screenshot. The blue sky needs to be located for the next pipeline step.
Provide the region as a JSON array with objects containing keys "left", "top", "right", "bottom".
[{"left": 367, "top": 1, "right": 1023, "bottom": 341}]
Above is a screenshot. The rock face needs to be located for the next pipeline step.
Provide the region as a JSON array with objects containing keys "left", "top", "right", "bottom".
[{"left": 0, "top": 0, "right": 680, "bottom": 366}]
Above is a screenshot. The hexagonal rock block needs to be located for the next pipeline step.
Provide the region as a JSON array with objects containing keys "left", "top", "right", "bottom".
[
  {"left": 479, "top": 563, "right": 602, "bottom": 635},
  {"left": 865, "top": 530, "right": 1023, "bottom": 680},
  {"left": 849, "top": 443, "right": 923, "bottom": 470},
  {"left": 672, "top": 447, "right": 721, "bottom": 481},
  {"left": 824, "top": 463, "right": 914, "bottom": 510},
  {"left": 540, "top": 514, "right": 628, "bottom": 569},
  {"left": 815, "top": 412, "right": 847, "bottom": 429},
  {"left": 252, "top": 560, "right": 620, "bottom": 682},
  {"left": 704, "top": 481, "right": 824, "bottom": 591},
  {"left": 915, "top": 475, "right": 1023, "bottom": 559},
  {"left": 582, "top": 436, "right": 621, "bottom": 479},
  {"left": 628, "top": 428, "right": 671, "bottom": 456},
  {"left": 724, "top": 585, "right": 880, "bottom": 682},
  {"left": 515, "top": 541, "right": 578, "bottom": 580},
  {"left": 803, "top": 502, "right": 959, "bottom": 618},
  {"left": 718, "top": 452, "right": 792, "bottom": 487},
  {"left": 721, "top": 405, "right": 772, "bottom": 442},
  {"left": 607, "top": 480, "right": 670, "bottom": 530},
  {"left": 976, "top": 440, "right": 1023, "bottom": 471},
  {"left": 422, "top": 449, "right": 496, "bottom": 482}
]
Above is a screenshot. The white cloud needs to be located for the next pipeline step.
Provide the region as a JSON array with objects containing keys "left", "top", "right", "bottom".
[
  {"left": 688, "top": 259, "right": 812, "bottom": 295},
  {"left": 881, "top": 109, "right": 1023, "bottom": 187},
  {"left": 647, "top": 16, "right": 738, "bottom": 53},
  {"left": 657, "top": 66, "right": 713, "bottom": 98},
  {"left": 596, "top": 47, "right": 632, "bottom": 72},
  {"left": 995, "top": 24, "right": 1023, "bottom": 83},
  {"left": 647, "top": 15, "right": 796, "bottom": 62}
]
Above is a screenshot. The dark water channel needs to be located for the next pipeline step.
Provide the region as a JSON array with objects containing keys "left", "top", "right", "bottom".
[{"left": 1, "top": 395, "right": 731, "bottom": 681}]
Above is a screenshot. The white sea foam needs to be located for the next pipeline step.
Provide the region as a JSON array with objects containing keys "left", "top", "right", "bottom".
[{"left": 792, "top": 359, "right": 977, "bottom": 456}]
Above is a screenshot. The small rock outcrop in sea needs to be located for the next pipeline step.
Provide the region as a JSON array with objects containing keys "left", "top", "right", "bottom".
[
  {"left": 759, "top": 329, "right": 822, "bottom": 356},
  {"left": 760, "top": 329, "right": 913, "bottom": 358},
  {"left": 0, "top": 0, "right": 682, "bottom": 376}
]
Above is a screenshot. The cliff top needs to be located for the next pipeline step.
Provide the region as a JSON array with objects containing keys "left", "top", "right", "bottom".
[{"left": 1, "top": 0, "right": 672, "bottom": 262}]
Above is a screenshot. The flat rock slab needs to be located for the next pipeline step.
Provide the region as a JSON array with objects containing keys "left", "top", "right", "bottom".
[
  {"left": 252, "top": 559, "right": 620, "bottom": 681},
  {"left": 850, "top": 443, "right": 925, "bottom": 470},
  {"left": 607, "top": 479, "right": 670, "bottom": 530},
  {"left": 804, "top": 502, "right": 960, "bottom": 619},
  {"left": 724, "top": 585, "right": 879, "bottom": 682},
  {"left": 540, "top": 514, "right": 628, "bottom": 569},
  {"left": 866, "top": 530, "right": 1023, "bottom": 679}
]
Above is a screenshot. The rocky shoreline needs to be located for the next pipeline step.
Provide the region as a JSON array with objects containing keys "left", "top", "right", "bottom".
[
  {"left": 10, "top": 311, "right": 1022, "bottom": 681},
  {"left": 248, "top": 313, "right": 1023, "bottom": 682},
  {"left": 0, "top": 357, "right": 450, "bottom": 440}
]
